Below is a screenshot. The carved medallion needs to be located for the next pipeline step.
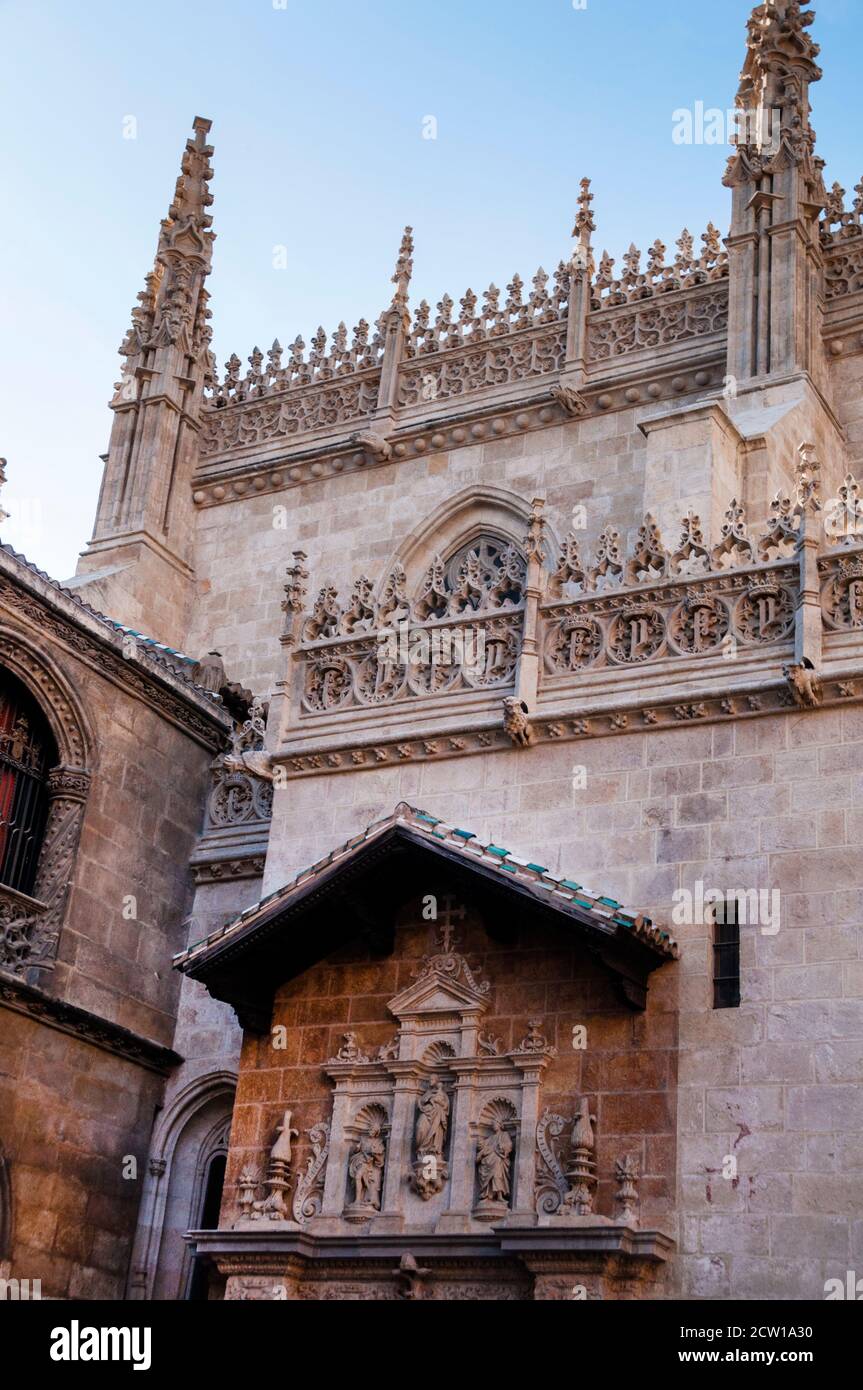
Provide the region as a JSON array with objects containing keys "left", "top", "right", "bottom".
[
  {"left": 303, "top": 657, "right": 353, "bottom": 711},
  {"left": 669, "top": 592, "right": 730, "bottom": 655},
  {"left": 607, "top": 605, "right": 666, "bottom": 664},
  {"left": 546, "top": 614, "right": 604, "bottom": 673},
  {"left": 734, "top": 583, "right": 795, "bottom": 644}
]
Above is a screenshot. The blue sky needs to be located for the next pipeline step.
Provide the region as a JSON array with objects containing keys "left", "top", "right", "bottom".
[{"left": 1, "top": 0, "right": 861, "bottom": 580}]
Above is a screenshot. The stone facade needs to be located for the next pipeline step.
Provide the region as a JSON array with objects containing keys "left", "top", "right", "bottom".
[
  {"left": 1, "top": 0, "right": 862, "bottom": 1301},
  {"left": 0, "top": 545, "right": 230, "bottom": 1299}
]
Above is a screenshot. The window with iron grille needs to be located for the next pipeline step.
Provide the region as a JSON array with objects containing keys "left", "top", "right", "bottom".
[
  {"left": 0, "top": 671, "right": 56, "bottom": 898},
  {"left": 713, "top": 898, "right": 741, "bottom": 1010}
]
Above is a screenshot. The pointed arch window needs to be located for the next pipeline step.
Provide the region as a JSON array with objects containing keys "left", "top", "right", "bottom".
[
  {"left": 437, "top": 534, "right": 527, "bottom": 614},
  {"left": 0, "top": 671, "right": 56, "bottom": 898}
]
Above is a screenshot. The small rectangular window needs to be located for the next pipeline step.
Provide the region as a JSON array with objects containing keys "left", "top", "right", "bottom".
[{"left": 713, "top": 899, "right": 740, "bottom": 1009}]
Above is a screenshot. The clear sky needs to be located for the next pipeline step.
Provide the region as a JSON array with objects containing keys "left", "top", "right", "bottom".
[{"left": 1, "top": 0, "right": 861, "bottom": 581}]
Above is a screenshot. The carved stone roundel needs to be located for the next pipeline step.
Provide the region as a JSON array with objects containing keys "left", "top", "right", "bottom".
[
  {"left": 209, "top": 775, "right": 254, "bottom": 826},
  {"left": 668, "top": 595, "right": 730, "bottom": 656},
  {"left": 734, "top": 585, "right": 795, "bottom": 644},
  {"left": 546, "top": 615, "right": 604, "bottom": 673},
  {"left": 607, "top": 606, "right": 666, "bottom": 665}
]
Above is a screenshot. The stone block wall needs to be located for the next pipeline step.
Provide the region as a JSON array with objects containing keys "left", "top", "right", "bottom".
[
  {"left": 47, "top": 651, "right": 215, "bottom": 1047},
  {"left": 0, "top": 1008, "right": 164, "bottom": 1299},
  {"left": 223, "top": 902, "right": 678, "bottom": 1233},
  {"left": 251, "top": 700, "right": 863, "bottom": 1298}
]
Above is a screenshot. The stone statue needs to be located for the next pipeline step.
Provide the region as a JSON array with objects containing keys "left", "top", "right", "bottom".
[
  {"left": 348, "top": 1123, "right": 385, "bottom": 1210},
  {"left": 476, "top": 1120, "right": 513, "bottom": 1204},
  {"left": 415, "top": 1079, "right": 449, "bottom": 1157}
]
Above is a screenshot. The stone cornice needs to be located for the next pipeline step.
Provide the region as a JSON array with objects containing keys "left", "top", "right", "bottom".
[
  {"left": 0, "top": 971, "right": 182, "bottom": 1075},
  {"left": 275, "top": 669, "right": 863, "bottom": 780},
  {"left": 0, "top": 546, "right": 231, "bottom": 753},
  {"left": 191, "top": 355, "right": 728, "bottom": 510}
]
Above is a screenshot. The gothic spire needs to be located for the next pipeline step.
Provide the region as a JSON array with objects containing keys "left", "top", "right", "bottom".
[
  {"left": 119, "top": 118, "right": 216, "bottom": 370},
  {"left": 77, "top": 119, "right": 217, "bottom": 648}
]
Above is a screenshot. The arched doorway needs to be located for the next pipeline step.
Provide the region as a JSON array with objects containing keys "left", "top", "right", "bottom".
[
  {"left": 128, "top": 1073, "right": 236, "bottom": 1301},
  {"left": 187, "top": 1150, "right": 228, "bottom": 1301}
]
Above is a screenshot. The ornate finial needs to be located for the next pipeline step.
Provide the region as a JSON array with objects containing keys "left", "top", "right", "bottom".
[
  {"left": 795, "top": 441, "right": 822, "bottom": 513},
  {"left": 734, "top": 2, "right": 821, "bottom": 137},
  {"left": 572, "top": 177, "right": 595, "bottom": 273},
  {"left": 391, "top": 226, "right": 414, "bottom": 312},
  {"left": 282, "top": 551, "right": 309, "bottom": 615},
  {"left": 0, "top": 459, "right": 9, "bottom": 526}
]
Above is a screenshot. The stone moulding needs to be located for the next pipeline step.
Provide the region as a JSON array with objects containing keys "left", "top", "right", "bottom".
[
  {"left": 191, "top": 357, "right": 728, "bottom": 506},
  {"left": 0, "top": 972, "right": 182, "bottom": 1075},
  {"left": 187, "top": 1226, "right": 674, "bottom": 1302},
  {"left": 275, "top": 670, "right": 861, "bottom": 780}
]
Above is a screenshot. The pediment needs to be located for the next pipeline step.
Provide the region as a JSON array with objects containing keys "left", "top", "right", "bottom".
[{"left": 388, "top": 967, "right": 490, "bottom": 1021}]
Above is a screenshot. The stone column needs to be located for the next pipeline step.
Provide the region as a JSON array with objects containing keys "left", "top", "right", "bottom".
[
  {"left": 514, "top": 499, "right": 546, "bottom": 713},
  {"left": 509, "top": 1054, "right": 550, "bottom": 1220},
  {"left": 380, "top": 1069, "right": 421, "bottom": 1219},
  {"left": 28, "top": 766, "right": 91, "bottom": 977},
  {"left": 319, "top": 1081, "right": 353, "bottom": 1216},
  {"left": 794, "top": 443, "right": 824, "bottom": 668},
  {"left": 436, "top": 1065, "right": 478, "bottom": 1231}
]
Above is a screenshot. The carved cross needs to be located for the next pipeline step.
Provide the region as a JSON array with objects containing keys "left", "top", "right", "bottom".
[{"left": 436, "top": 895, "right": 466, "bottom": 952}]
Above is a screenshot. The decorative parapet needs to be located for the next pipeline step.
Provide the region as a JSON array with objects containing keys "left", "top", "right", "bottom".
[
  {"left": 292, "top": 542, "right": 528, "bottom": 717},
  {"left": 821, "top": 180, "right": 863, "bottom": 301},
  {"left": 397, "top": 269, "right": 570, "bottom": 407},
  {"left": 270, "top": 463, "right": 863, "bottom": 776},
  {"left": 195, "top": 206, "right": 734, "bottom": 470},
  {"left": 541, "top": 503, "right": 798, "bottom": 680}
]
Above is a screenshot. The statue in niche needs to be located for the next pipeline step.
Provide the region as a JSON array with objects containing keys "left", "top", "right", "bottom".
[
  {"left": 476, "top": 1120, "right": 513, "bottom": 1205},
  {"left": 415, "top": 1079, "right": 449, "bottom": 1158},
  {"left": 348, "top": 1122, "right": 386, "bottom": 1210}
]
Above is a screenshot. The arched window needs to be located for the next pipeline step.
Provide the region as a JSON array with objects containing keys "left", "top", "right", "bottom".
[
  {"left": 713, "top": 897, "right": 741, "bottom": 1009},
  {"left": 187, "top": 1152, "right": 228, "bottom": 1302},
  {"left": 416, "top": 534, "right": 526, "bottom": 618},
  {"left": 0, "top": 671, "right": 57, "bottom": 898}
]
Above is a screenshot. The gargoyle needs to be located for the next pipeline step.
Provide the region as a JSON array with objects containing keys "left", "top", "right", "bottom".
[
  {"left": 550, "top": 383, "right": 589, "bottom": 418},
  {"left": 783, "top": 659, "right": 823, "bottom": 709},
  {"left": 351, "top": 431, "right": 392, "bottom": 463},
  {"left": 503, "top": 697, "right": 535, "bottom": 748},
  {"left": 223, "top": 748, "right": 274, "bottom": 782}
]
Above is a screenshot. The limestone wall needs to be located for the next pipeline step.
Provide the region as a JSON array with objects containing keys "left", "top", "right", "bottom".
[{"left": 252, "top": 701, "right": 863, "bottom": 1299}]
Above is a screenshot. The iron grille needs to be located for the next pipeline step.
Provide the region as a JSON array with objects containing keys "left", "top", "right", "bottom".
[{"left": 0, "top": 674, "right": 54, "bottom": 897}]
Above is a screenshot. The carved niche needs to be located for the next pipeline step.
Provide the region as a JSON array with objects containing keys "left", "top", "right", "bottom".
[{"left": 307, "top": 911, "right": 555, "bottom": 1233}]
